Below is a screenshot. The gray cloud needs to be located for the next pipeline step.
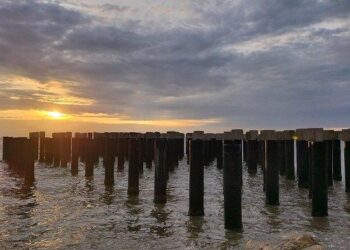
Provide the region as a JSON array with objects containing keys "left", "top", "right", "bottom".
[{"left": 0, "top": 0, "right": 349, "bottom": 129}]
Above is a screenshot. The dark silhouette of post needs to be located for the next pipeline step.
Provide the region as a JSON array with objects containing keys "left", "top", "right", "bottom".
[
  {"left": 186, "top": 133, "right": 192, "bottom": 165},
  {"left": 333, "top": 133, "right": 342, "bottom": 181},
  {"left": 263, "top": 131, "right": 279, "bottom": 205},
  {"left": 104, "top": 138, "right": 115, "bottom": 186},
  {"left": 52, "top": 133, "right": 61, "bottom": 167},
  {"left": 2, "top": 137, "right": 10, "bottom": 162},
  {"left": 71, "top": 137, "right": 79, "bottom": 175},
  {"left": 258, "top": 139, "right": 265, "bottom": 170},
  {"left": 145, "top": 132, "right": 155, "bottom": 168},
  {"left": 258, "top": 131, "right": 268, "bottom": 192},
  {"left": 296, "top": 129, "right": 309, "bottom": 188},
  {"left": 189, "top": 134, "right": 204, "bottom": 216},
  {"left": 324, "top": 130, "right": 335, "bottom": 186},
  {"left": 29, "top": 132, "right": 39, "bottom": 161},
  {"left": 128, "top": 138, "right": 139, "bottom": 195},
  {"left": 117, "top": 135, "right": 127, "bottom": 170},
  {"left": 223, "top": 131, "right": 243, "bottom": 230},
  {"left": 215, "top": 134, "right": 223, "bottom": 169},
  {"left": 340, "top": 129, "right": 350, "bottom": 193},
  {"left": 276, "top": 131, "right": 286, "bottom": 176},
  {"left": 305, "top": 129, "right": 328, "bottom": 217},
  {"left": 24, "top": 138, "right": 35, "bottom": 183},
  {"left": 246, "top": 130, "right": 258, "bottom": 174},
  {"left": 284, "top": 130, "right": 295, "bottom": 180},
  {"left": 154, "top": 138, "right": 167, "bottom": 203},
  {"left": 39, "top": 131, "right": 45, "bottom": 162},
  {"left": 85, "top": 139, "right": 94, "bottom": 177}
]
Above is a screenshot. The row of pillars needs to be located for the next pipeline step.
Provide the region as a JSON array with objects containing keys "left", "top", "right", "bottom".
[
  {"left": 186, "top": 128, "right": 350, "bottom": 231},
  {"left": 2, "top": 128, "right": 350, "bottom": 231},
  {"left": 2, "top": 131, "right": 185, "bottom": 205}
]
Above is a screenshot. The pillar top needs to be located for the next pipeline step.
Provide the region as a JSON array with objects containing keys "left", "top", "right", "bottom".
[
  {"left": 258, "top": 130, "right": 276, "bottom": 140},
  {"left": 340, "top": 129, "right": 350, "bottom": 141},
  {"left": 192, "top": 133, "right": 207, "bottom": 140},
  {"left": 223, "top": 130, "right": 244, "bottom": 140},
  {"left": 245, "top": 130, "right": 258, "bottom": 140},
  {"left": 296, "top": 128, "right": 324, "bottom": 141},
  {"left": 323, "top": 130, "right": 338, "bottom": 140},
  {"left": 282, "top": 130, "right": 296, "bottom": 140},
  {"left": 193, "top": 131, "right": 205, "bottom": 134}
]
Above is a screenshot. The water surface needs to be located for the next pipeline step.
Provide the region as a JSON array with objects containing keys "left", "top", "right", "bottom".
[{"left": 0, "top": 141, "right": 349, "bottom": 249}]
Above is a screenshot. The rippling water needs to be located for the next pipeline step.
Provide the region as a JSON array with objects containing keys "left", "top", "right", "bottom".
[{"left": 0, "top": 140, "right": 350, "bottom": 249}]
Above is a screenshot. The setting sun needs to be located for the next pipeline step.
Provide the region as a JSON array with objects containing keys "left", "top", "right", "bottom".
[{"left": 47, "top": 111, "right": 64, "bottom": 119}]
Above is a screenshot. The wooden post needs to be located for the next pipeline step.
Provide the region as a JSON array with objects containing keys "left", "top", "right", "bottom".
[
  {"left": 246, "top": 130, "right": 258, "bottom": 174},
  {"left": 154, "top": 138, "right": 167, "bottom": 203},
  {"left": 276, "top": 132, "right": 286, "bottom": 176},
  {"left": 223, "top": 131, "right": 243, "bottom": 230},
  {"left": 305, "top": 129, "right": 328, "bottom": 217},
  {"left": 215, "top": 134, "right": 223, "bottom": 169},
  {"left": 333, "top": 136, "right": 342, "bottom": 181},
  {"left": 85, "top": 139, "right": 94, "bottom": 177},
  {"left": 340, "top": 129, "right": 350, "bottom": 193},
  {"left": 52, "top": 133, "right": 61, "bottom": 167},
  {"left": 71, "top": 137, "right": 79, "bottom": 175},
  {"left": 104, "top": 138, "right": 115, "bottom": 186},
  {"left": 296, "top": 129, "right": 309, "bottom": 188},
  {"left": 2, "top": 137, "right": 10, "bottom": 162},
  {"left": 264, "top": 131, "right": 279, "bottom": 205},
  {"left": 189, "top": 134, "right": 204, "bottom": 216},
  {"left": 145, "top": 132, "right": 155, "bottom": 168},
  {"left": 128, "top": 138, "right": 139, "bottom": 195},
  {"left": 39, "top": 131, "right": 45, "bottom": 162},
  {"left": 29, "top": 132, "right": 39, "bottom": 161},
  {"left": 44, "top": 138, "right": 53, "bottom": 164},
  {"left": 117, "top": 136, "right": 127, "bottom": 170},
  {"left": 324, "top": 130, "right": 336, "bottom": 186},
  {"left": 284, "top": 130, "right": 295, "bottom": 180}
]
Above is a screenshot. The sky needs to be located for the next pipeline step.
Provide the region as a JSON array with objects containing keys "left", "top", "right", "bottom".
[{"left": 0, "top": 0, "right": 349, "bottom": 136}]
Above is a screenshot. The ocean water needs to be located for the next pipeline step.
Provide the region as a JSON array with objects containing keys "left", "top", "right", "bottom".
[{"left": 0, "top": 140, "right": 349, "bottom": 249}]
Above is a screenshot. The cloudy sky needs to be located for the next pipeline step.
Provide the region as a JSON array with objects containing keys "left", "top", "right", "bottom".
[{"left": 0, "top": 0, "right": 349, "bottom": 136}]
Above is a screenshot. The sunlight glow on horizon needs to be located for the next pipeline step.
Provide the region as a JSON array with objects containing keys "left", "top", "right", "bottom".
[
  {"left": 47, "top": 111, "right": 64, "bottom": 119},
  {"left": 0, "top": 109, "right": 221, "bottom": 128}
]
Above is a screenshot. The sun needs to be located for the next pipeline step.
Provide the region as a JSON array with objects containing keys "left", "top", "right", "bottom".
[{"left": 47, "top": 111, "right": 64, "bottom": 119}]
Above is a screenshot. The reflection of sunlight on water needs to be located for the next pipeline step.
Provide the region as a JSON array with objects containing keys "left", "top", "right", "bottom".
[{"left": 0, "top": 149, "right": 349, "bottom": 249}]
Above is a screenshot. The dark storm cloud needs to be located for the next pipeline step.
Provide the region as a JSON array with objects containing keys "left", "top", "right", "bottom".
[{"left": 0, "top": 0, "right": 349, "bottom": 128}]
